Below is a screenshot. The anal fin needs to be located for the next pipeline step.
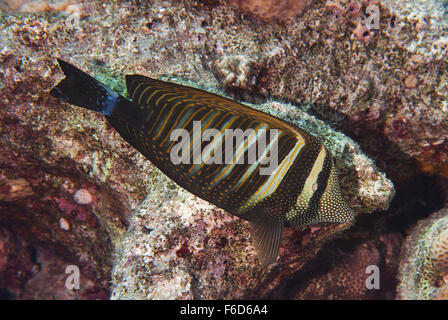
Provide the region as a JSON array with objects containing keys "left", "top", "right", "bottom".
[{"left": 251, "top": 215, "right": 284, "bottom": 268}]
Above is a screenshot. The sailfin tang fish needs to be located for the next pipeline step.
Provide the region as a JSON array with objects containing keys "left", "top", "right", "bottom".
[{"left": 50, "top": 59, "right": 355, "bottom": 267}]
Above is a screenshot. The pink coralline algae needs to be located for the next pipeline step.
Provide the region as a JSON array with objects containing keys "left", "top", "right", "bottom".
[
  {"left": 55, "top": 197, "right": 97, "bottom": 227},
  {"left": 228, "top": 0, "right": 312, "bottom": 21},
  {"left": 1, "top": 0, "right": 79, "bottom": 13}
]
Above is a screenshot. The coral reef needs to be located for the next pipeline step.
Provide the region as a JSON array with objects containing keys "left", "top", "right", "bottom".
[
  {"left": 381, "top": 0, "right": 448, "bottom": 59},
  {"left": 397, "top": 207, "right": 448, "bottom": 300},
  {"left": 264, "top": 232, "right": 401, "bottom": 299},
  {"left": 431, "top": 227, "right": 448, "bottom": 281},
  {"left": 0, "top": 0, "right": 446, "bottom": 299}
]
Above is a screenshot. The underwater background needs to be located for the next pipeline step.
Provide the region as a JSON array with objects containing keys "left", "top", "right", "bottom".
[{"left": 0, "top": 0, "right": 447, "bottom": 300}]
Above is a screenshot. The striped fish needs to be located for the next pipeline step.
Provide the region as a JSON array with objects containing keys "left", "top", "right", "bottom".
[{"left": 50, "top": 59, "right": 355, "bottom": 267}]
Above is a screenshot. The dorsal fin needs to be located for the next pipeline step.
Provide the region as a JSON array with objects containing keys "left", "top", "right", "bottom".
[{"left": 124, "top": 74, "right": 303, "bottom": 138}]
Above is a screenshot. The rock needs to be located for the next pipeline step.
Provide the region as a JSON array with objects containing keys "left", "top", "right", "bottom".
[
  {"left": 59, "top": 217, "right": 70, "bottom": 231},
  {"left": 404, "top": 74, "right": 418, "bottom": 89},
  {"left": 434, "top": 283, "right": 448, "bottom": 300},
  {"left": 0, "top": 0, "right": 445, "bottom": 299},
  {"left": 0, "top": 178, "right": 33, "bottom": 202}
]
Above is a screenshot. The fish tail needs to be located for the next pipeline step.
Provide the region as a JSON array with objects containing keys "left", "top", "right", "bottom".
[{"left": 50, "top": 59, "right": 144, "bottom": 127}]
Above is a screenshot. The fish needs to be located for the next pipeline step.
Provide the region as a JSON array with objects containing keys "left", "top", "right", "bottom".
[{"left": 50, "top": 59, "right": 355, "bottom": 267}]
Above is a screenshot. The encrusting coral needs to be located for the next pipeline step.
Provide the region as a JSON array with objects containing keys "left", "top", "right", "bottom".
[
  {"left": 397, "top": 207, "right": 448, "bottom": 300},
  {"left": 430, "top": 227, "right": 448, "bottom": 285}
]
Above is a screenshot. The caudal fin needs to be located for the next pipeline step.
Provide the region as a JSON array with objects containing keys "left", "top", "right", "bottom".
[{"left": 50, "top": 59, "right": 144, "bottom": 128}]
